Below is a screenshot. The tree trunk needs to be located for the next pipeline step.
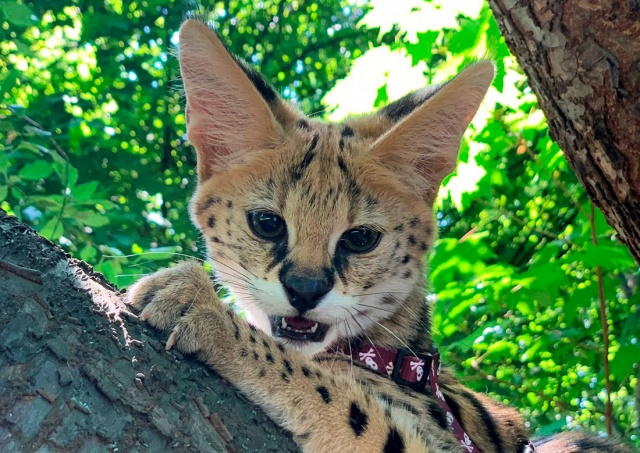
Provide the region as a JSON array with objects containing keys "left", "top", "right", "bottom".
[
  {"left": 488, "top": 0, "right": 640, "bottom": 263},
  {"left": 0, "top": 209, "right": 299, "bottom": 453}
]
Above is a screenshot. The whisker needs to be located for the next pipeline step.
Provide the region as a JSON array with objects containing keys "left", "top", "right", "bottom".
[
  {"left": 342, "top": 307, "right": 385, "bottom": 361},
  {"left": 352, "top": 307, "right": 418, "bottom": 358},
  {"left": 356, "top": 303, "right": 397, "bottom": 314},
  {"left": 351, "top": 291, "right": 413, "bottom": 298},
  {"left": 104, "top": 251, "right": 205, "bottom": 263}
]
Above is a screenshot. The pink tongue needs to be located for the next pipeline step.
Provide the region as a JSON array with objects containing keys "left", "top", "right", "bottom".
[{"left": 284, "top": 316, "right": 316, "bottom": 330}]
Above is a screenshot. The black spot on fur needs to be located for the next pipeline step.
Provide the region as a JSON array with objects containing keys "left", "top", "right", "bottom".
[
  {"left": 409, "top": 217, "right": 419, "bottom": 228},
  {"left": 341, "top": 125, "right": 354, "bottom": 137},
  {"left": 226, "top": 200, "right": 233, "bottom": 208},
  {"left": 249, "top": 324, "right": 257, "bottom": 331},
  {"left": 297, "top": 119, "right": 311, "bottom": 131},
  {"left": 401, "top": 255, "right": 411, "bottom": 264},
  {"left": 339, "top": 138, "right": 345, "bottom": 152},
  {"left": 250, "top": 334, "right": 256, "bottom": 343},
  {"left": 281, "top": 372, "right": 290, "bottom": 382},
  {"left": 420, "top": 242, "right": 428, "bottom": 251},
  {"left": 383, "top": 428, "right": 405, "bottom": 453},
  {"left": 211, "top": 236, "right": 221, "bottom": 243},
  {"left": 196, "top": 196, "right": 221, "bottom": 215},
  {"left": 428, "top": 400, "right": 449, "bottom": 430},
  {"left": 262, "top": 339, "right": 271, "bottom": 350},
  {"left": 207, "top": 216, "right": 216, "bottom": 228},
  {"left": 441, "top": 388, "right": 464, "bottom": 429},
  {"left": 407, "top": 235, "right": 416, "bottom": 246},
  {"left": 461, "top": 390, "right": 505, "bottom": 453},
  {"left": 240, "top": 347, "right": 248, "bottom": 357},
  {"left": 253, "top": 351, "right": 259, "bottom": 360},
  {"left": 259, "top": 368, "right": 266, "bottom": 377},
  {"left": 349, "top": 403, "right": 368, "bottom": 437},
  {"left": 266, "top": 353, "right": 274, "bottom": 363},
  {"left": 283, "top": 360, "right": 294, "bottom": 375},
  {"left": 382, "top": 296, "right": 395, "bottom": 305},
  {"left": 316, "top": 386, "right": 331, "bottom": 403},
  {"left": 291, "top": 135, "right": 319, "bottom": 181},
  {"left": 402, "top": 270, "right": 412, "bottom": 279},
  {"left": 277, "top": 343, "right": 285, "bottom": 353},
  {"left": 394, "top": 224, "right": 404, "bottom": 232},
  {"left": 302, "top": 366, "right": 311, "bottom": 377},
  {"left": 337, "top": 156, "right": 348, "bottom": 174}
]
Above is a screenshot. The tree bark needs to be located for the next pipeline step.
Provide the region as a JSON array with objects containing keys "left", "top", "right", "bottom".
[
  {"left": 0, "top": 209, "right": 299, "bottom": 453},
  {"left": 488, "top": 0, "right": 640, "bottom": 263}
]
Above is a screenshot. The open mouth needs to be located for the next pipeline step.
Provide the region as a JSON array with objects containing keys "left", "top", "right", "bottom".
[{"left": 270, "top": 316, "right": 330, "bottom": 343}]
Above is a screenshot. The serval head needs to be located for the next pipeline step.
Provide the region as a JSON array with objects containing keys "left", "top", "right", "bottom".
[{"left": 181, "top": 20, "right": 493, "bottom": 355}]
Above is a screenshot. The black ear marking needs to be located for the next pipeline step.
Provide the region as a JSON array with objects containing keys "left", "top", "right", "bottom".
[
  {"left": 232, "top": 54, "right": 278, "bottom": 104},
  {"left": 379, "top": 93, "right": 421, "bottom": 121}
]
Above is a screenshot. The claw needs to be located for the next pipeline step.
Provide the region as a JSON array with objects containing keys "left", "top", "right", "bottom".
[
  {"left": 166, "top": 326, "right": 180, "bottom": 350},
  {"left": 139, "top": 307, "right": 151, "bottom": 321}
]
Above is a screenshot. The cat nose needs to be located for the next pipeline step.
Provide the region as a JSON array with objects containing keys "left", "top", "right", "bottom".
[{"left": 280, "top": 272, "right": 333, "bottom": 313}]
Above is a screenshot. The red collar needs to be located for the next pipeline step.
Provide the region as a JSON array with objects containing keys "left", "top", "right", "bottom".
[{"left": 334, "top": 343, "right": 538, "bottom": 453}]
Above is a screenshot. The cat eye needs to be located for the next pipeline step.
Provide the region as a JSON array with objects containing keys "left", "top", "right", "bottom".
[
  {"left": 339, "top": 227, "right": 382, "bottom": 254},
  {"left": 247, "top": 211, "right": 286, "bottom": 240}
]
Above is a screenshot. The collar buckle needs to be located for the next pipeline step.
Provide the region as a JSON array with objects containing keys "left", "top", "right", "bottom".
[{"left": 390, "top": 348, "right": 432, "bottom": 391}]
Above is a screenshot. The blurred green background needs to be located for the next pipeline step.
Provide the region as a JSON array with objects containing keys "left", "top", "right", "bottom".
[{"left": 1, "top": 0, "right": 639, "bottom": 446}]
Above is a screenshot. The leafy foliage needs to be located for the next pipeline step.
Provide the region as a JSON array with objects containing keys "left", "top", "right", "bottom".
[{"left": 2, "top": 0, "right": 638, "bottom": 447}]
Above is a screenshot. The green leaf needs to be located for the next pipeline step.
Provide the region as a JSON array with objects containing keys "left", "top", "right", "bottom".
[
  {"left": 79, "top": 246, "right": 98, "bottom": 262},
  {"left": 485, "top": 340, "right": 518, "bottom": 360},
  {"left": 40, "top": 218, "right": 64, "bottom": 240},
  {"left": 52, "top": 161, "right": 79, "bottom": 188},
  {"left": 0, "top": 1, "right": 35, "bottom": 27},
  {"left": 0, "top": 185, "right": 7, "bottom": 202},
  {"left": 72, "top": 181, "right": 99, "bottom": 201},
  {"left": 405, "top": 31, "right": 438, "bottom": 66},
  {"left": 75, "top": 211, "right": 110, "bottom": 227},
  {"left": 610, "top": 345, "right": 640, "bottom": 380},
  {"left": 18, "top": 161, "right": 53, "bottom": 180},
  {"left": 447, "top": 16, "right": 483, "bottom": 53}
]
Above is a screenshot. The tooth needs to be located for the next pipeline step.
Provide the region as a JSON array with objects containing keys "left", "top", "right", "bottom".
[
  {"left": 281, "top": 318, "right": 288, "bottom": 329},
  {"left": 310, "top": 323, "right": 318, "bottom": 333}
]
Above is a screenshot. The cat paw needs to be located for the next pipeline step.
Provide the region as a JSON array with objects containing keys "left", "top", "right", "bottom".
[{"left": 126, "top": 261, "right": 219, "bottom": 332}]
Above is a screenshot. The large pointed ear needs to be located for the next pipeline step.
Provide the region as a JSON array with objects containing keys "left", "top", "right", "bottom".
[
  {"left": 178, "top": 20, "right": 283, "bottom": 181},
  {"left": 369, "top": 61, "right": 494, "bottom": 203}
]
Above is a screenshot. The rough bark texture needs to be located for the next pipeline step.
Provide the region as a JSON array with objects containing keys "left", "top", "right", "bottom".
[
  {"left": 488, "top": 0, "right": 640, "bottom": 263},
  {"left": 0, "top": 209, "right": 299, "bottom": 453}
]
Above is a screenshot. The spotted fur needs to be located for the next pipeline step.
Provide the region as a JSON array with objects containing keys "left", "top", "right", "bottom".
[{"left": 128, "top": 20, "right": 632, "bottom": 453}]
